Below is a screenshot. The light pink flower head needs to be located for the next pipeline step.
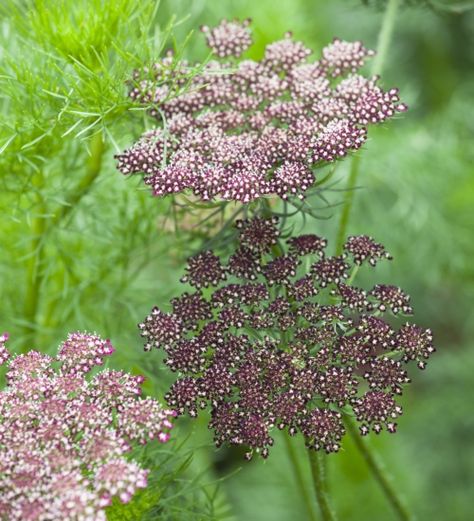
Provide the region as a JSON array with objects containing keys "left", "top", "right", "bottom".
[{"left": 0, "top": 332, "right": 175, "bottom": 520}]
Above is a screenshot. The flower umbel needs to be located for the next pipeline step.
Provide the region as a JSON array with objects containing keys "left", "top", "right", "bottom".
[
  {"left": 0, "top": 333, "right": 175, "bottom": 521},
  {"left": 117, "top": 21, "right": 407, "bottom": 203},
  {"left": 139, "top": 217, "right": 434, "bottom": 459}
]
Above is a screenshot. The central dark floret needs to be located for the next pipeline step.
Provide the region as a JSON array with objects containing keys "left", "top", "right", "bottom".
[
  {"left": 117, "top": 20, "right": 407, "bottom": 203},
  {"left": 139, "top": 217, "right": 434, "bottom": 459}
]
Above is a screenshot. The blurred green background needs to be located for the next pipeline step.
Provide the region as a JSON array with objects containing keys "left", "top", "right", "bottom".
[{"left": 1, "top": 0, "right": 473, "bottom": 519}]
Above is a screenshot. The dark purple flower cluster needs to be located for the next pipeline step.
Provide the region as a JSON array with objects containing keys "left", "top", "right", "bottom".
[
  {"left": 0, "top": 333, "right": 175, "bottom": 521},
  {"left": 117, "top": 20, "right": 407, "bottom": 203},
  {"left": 139, "top": 217, "right": 434, "bottom": 459}
]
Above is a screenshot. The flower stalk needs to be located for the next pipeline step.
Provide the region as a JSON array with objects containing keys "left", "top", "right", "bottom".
[
  {"left": 21, "top": 133, "right": 106, "bottom": 351},
  {"left": 308, "top": 448, "right": 337, "bottom": 521},
  {"left": 335, "top": 154, "right": 361, "bottom": 254},
  {"left": 283, "top": 435, "right": 319, "bottom": 521},
  {"left": 333, "top": 3, "right": 414, "bottom": 512},
  {"left": 335, "top": 0, "right": 401, "bottom": 253},
  {"left": 52, "top": 132, "right": 105, "bottom": 227},
  {"left": 22, "top": 176, "right": 46, "bottom": 352},
  {"left": 345, "top": 417, "right": 413, "bottom": 521},
  {"left": 372, "top": 0, "right": 402, "bottom": 78}
]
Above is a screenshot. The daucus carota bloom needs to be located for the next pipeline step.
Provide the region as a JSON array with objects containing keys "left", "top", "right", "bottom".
[
  {"left": 139, "top": 217, "right": 434, "bottom": 459},
  {"left": 116, "top": 20, "right": 407, "bottom": 203},
  {"left": 0, "top": 333, "right": 9, "bottom": 365},
  {"left": 0, "top": 333, "right": 175, "bottom": 521}
]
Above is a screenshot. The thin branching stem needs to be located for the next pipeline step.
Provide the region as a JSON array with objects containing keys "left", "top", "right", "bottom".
[
  {"left": 308, "top": 449, "right": 337, "bottom": 521},
  {"left": 345, "top": 418, "right": 413, "bottom": 521}
]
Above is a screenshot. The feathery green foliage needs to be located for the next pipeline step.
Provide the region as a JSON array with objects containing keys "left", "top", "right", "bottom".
[{"left": 1, "top": 0, "right": 473, "bottom": 520}]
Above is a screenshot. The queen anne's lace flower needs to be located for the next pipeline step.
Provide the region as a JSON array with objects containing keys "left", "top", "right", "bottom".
[
  {"left": 201, "top": 18, "right": 252, "bottom": 58},
  {"left": 321, "top": 38, "right": 375, "bottom": 77},
  {"left": 117, "top": 20, "right": 407, "bottom": 202},
  {"left": 139, "top": 217, "right": 434, "bottom": 459},
  {"left": 344, "top": 235, "right": 393, "bottom": 266},
  {"left": 0, "top": 333, "right": 175, "bottom": 521},
  {"left": 0, "top": 333, "right": 9, "bottom": 365}
]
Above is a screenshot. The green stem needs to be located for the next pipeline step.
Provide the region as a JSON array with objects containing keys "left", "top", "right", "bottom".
[
  {"left": 308, "top": 449, "right": 337, "bottom": 521},
  {"left": 371, "top": 0, "right": 401, "bottom": 77},
  {"left": 345, "top": 418, "right": 413, "bottom": 521},
  {"left": 264, "top": 198, "right": 321, "bottom": 520},
  {"left": 347, "top": 265, "right": 360, "bottom": 286},
  {"left": 283, "top": 435, "right": 319, "bottom": 521},
  {"left": 335, "top": 154, "right": 361, "bottom": 255},
  {"left": 333, "top": 2, "right": 408, "bottom": 516},
  {"left": 334, "top": 0, "right": 400, "bottom": 255},
  {"left": 22, "top": 176, "right": 46, "bottom": 352},
  {"left": 52, "top": 133, "right": 105, "bottom": 227},
  {"left": 36, "top": 134, "right": 106, "bottom": 347}
]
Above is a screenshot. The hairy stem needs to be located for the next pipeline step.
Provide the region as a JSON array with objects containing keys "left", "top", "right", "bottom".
[
  {"left": 308, "top": 449, "right": 337, "bottom": 521},
  {"left": 345, "top": 418, "right": 413, "bottom": 521},
  {"left": 283, "top": 435, "right": 319, "bottom": 521}
]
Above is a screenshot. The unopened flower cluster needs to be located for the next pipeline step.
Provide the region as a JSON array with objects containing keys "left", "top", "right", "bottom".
[
  {"left": 139, "top": 217, "right": 434, "bottom": 459},
  {"left": 0, "top": 332, "right": 175, "bottom": 521},
  {"left": 117, "top": 19, "right": 407, "bottom": 203}
]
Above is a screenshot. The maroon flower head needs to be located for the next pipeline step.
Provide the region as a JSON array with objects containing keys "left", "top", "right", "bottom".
[
  {"left": 300, "top": 408, "right": 345, "bottom": 453},
  {"left": 290, "top": 275, "right": 320, "bottom": 301},
  {"left": 369, "top": 284, "right": 413, "bottom": 315},
  {"left": 181, "top": 250, "right": 226, "bottom": 288},
  {"left": 236, "top": 216, "right": 280, "bottom": 254},
  {"left": 352, "top": 391, "right": 402, "bottom": 435},
  {"left": 344, "top": 234, "right": 392, "bottom": 266},
  {"left": 171, "top": 292, "right": 213, "bottom": 329},
  {"left": 394, "top": 323, "right": 435, "bottom": 369},
  {"left": 227, "top": 247, "right": 261, "bottom": 280},
  {"left": 287, "top": 234, "right": 327, "bottom": 256},
  {"left": 332, "top": 283, "right": 368, "bottom": 311},
  {"left": 140, "top": 216, "right": 434, "bottom": 459},
  {"left": 263, "top": 255, "right": 299, "bottom": 285},
  {"left": 138, "top": 307, "right": 183, "bottom": 351},
  {"left": 311, "top": 255, "right": 349, "bottom": 287},
  {"left": 363, "top": 357, "right": 410, "bottom": 395}
]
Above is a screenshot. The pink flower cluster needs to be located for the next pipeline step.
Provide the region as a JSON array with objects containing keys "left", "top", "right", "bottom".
[
  {"left": 117, "top": 20, "right": 407, "bottom": 203},
  {"left": 0, "top": 332, "right": 175, "bottom": 521}
]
